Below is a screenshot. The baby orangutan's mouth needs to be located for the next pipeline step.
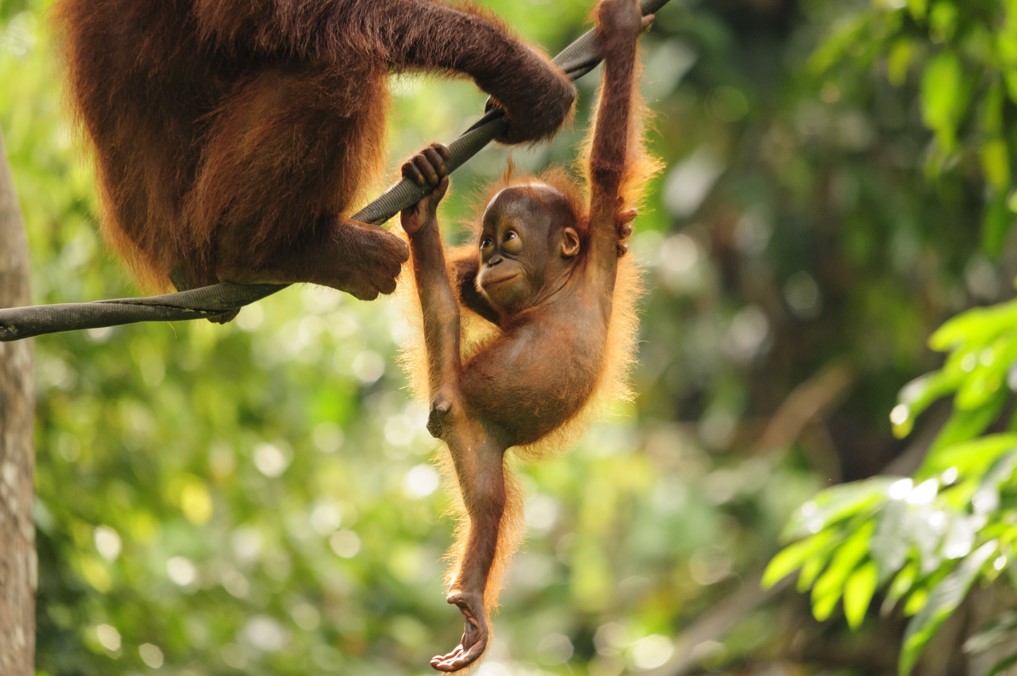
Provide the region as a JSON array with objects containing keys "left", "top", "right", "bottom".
[{"left": 485, "top": 271, "right": 520, "bottom": 287}]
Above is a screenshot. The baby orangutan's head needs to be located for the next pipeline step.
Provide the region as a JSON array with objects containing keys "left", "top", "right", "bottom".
[{"left": 476, "top": 183, "right": 581, "bottom": 316}]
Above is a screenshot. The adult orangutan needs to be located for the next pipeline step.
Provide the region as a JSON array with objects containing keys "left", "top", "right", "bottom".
[
  {"left": 399, "top": 0, "right": 658, "bottom": 669},
  {"left": 52, "top": 0, "right": 575, "bottom": 300}
]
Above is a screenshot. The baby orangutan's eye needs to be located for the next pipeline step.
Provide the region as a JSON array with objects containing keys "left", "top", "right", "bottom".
[
  {"left": 480, "top": 236, "right": 494, "bottom": 249},
  {"left": 502, "top": 230, "right": 523, "bottom": 254}
]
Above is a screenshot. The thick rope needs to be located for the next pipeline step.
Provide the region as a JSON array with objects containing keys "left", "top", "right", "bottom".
[{"left": 0, "top": 0, "right": 670, "bottom": 342}]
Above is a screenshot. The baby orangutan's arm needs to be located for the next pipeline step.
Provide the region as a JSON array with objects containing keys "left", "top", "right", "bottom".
[
  {"left": 587, "top": 0, "right": 648, "bottom": 288},
  {"left": 402, "top": 144, "right": 509, "bottom": 673},
  {"left": 401, "top": 143, "right": 459, "bottom": 401}
]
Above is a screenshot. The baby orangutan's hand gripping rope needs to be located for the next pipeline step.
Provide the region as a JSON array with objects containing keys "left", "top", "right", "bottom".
[{"left": 400, "top": 0, "right": 656, "bottom": 670}]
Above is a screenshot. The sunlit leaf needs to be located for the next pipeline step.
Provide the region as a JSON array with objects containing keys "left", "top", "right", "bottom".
[
  {"left": 921, "top": 50, "right": 964, "bottom": 152},
  {"left": 784, "top": 478, "right": 895, "bottom": 539},
  {"left": 843, "top": 561, "right": 879, "bottom": 629},
  {"left": 981, "top": 140, "right": 1011, "bottom": 193},
  {"left": 903, "top": 586, "right": 930, "bottom": 617},
  {"left": 893, "top": 370, "right": 964, "bottom": 437},
  {"left": 940, "top": 515, "right": 976, "bottom": 560},
  {"left": 928, "top": 302, "right": 1017, "bottom": 353},
  {"left": 999, "top": 1, "right": 1017, "bottom": 64},
  {"left": 926, "top": 388, "right": 1007, "bottom": 457},
  {"left": 883, "top": 561, "right": 919, "bottom": 610},
  {"left": 887, "top": 39, "right": 914, "bottom": 86},
  {"left": 919, "top": 434, "right": 1017, "bottom": 478},
  {"left": 871, "top": 499, "right": 912, "bottom": 576},
  {"left": 762, "top": 530, "right": 837, "bottom": 589},
  {"left": 970, "top": 452, "right": 1017, "bottom": 516},
  {"left": 907, "top": 0, "right": 927, "bottom": 20},
  {"left": 910, "top": 511, "right": 945, "bottom": 576},
  {"left": 954, "top": 341, "right": 1017, "bottom": 412},
  {"left": 810, "top": 522, "right": 875, "bottom": 622},
  {"left": 797, "top": 553, "right": 828, "bottom": 594},
  {"left": 928, "top": 1, "right": 959, "bottom": 43}
]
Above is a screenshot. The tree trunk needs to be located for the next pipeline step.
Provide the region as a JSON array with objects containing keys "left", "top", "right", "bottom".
[{"left": 0, "top": 131, "right": 36, "bottom": 675}]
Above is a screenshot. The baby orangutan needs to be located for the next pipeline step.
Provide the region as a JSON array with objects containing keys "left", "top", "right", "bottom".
[{"left": 399, "top": 0, "right": 657, "bottom": 670}]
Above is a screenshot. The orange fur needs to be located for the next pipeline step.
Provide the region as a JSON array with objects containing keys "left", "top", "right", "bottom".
[
  {"left": 51, "top": 0, "right": 575, "bottom": 298},
  {"left": 399, "top": 84, "right": 658, "bottom": 613}
]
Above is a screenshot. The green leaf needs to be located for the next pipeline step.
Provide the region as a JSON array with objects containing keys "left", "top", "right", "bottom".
[
  {"left": 784, "top": 478, "right": 895, "bottom": 538},
  {"left": 884, "top": 561, "right": 919, "bottom": 610},
  {"left": 971, "top": 451, "right": 1017, "bottom": 516},
  {"left": 954, "top": 341, "right": 1017, "bottom": 411},
  {"left": 907, "top": 506, "right": 946, "bottom": 575},
  {"left": 843, "top": 561, "right": 879, "bottom": 629},
  {"left": 810, "top": 522, "right": 875, "bottom": 622},
  {"left": 928, "top": 302, "right": 1017, "bottom": 352},
  {"left": 928, "top": 1, "right": 959, "bottom": 43},
  {"left": 1005, "top": 71, "right": 1017, "bottom": 104},
  {"left": 940, "top": 514, "right": 977, "bottom": 560},
  {"left": 762, "top": 531, "right": 837, "bottom": 589},
  {"left": 899, "top": 541, "right": 999, "bottom": 675},
  {"left": 903, "top": 586, "right": 930, "bottom": 617},
  {"left": 926, "top": 388, "right": 1007, "bottom": 458},
  {"left": 981, "top": 140, "right": 1011, "bottom": 193},
  {"left": 797, "top": 553, "right": 828, "bottom": 593},
  {"left": 887, "top": 39, "right": 915, "bottom": 86},
  {"left": 921, "top": 50, "right": 964, "bottom": 153},
  {"left": 871, "top": 498, "right": 916, "bottom": 577},
  {"left": 999, "top": 1, "right": 1017, "bottom": 63},
  {"left": 919, "top": 434, "right": 1017, "bottom": 478},
  {"left": 809, "top": 15, "right": 871, "bottom": 74},
  {"left": 981, "top": 191, "right": 1010, "bottom": 257},
  {"left": 893, "top": 370, "right": 965, "bottom": 437},
  {"left": 982, "top": 80, "right": 1006, "bottom": 135}
]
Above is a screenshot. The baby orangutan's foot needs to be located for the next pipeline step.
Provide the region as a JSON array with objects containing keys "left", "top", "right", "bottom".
[{"left": 430, "top": 590, "right": 489, "bottom": 672}]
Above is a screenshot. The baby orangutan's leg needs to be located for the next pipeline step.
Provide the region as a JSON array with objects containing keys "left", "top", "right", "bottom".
[{"left": 431, "top": 428, "right": 507, "bottom": 672}]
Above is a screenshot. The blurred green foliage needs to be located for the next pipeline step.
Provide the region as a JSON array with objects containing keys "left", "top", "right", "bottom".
[
  {"left": 765, "top": 1, "right": 1017, "bottom": 674},
  {"left": 767, "top": 302, "right": 1017, "bottom": 674},
  {"left": 5, "top": 0, "right": 1017, "bottom": 674}
]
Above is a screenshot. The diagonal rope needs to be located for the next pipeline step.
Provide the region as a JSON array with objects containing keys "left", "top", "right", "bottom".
[{"left": 0, "top": 0, "right": 670, "bottom": 342}]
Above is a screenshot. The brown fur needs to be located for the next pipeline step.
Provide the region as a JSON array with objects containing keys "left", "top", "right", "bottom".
[
  {"left": 399, "top": 1, "right": 660, "bottom": 670},
  {"left": 51, "top": 0, "right": 576, "bottom": 298}
]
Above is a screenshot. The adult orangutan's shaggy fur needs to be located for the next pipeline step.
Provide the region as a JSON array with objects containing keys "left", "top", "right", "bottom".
[{"left": 53, "top": 0, "right": 575, "bottom": 299}]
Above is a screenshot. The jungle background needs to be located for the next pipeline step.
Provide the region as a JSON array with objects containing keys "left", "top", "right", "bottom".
[{"left": 4, "top": 0, "right": 1017, "bottom": 673}]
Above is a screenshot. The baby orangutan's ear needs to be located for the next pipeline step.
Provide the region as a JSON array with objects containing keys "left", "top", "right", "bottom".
[{"left": 561, "top": 227, "right": 581, "bottom": 258}]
